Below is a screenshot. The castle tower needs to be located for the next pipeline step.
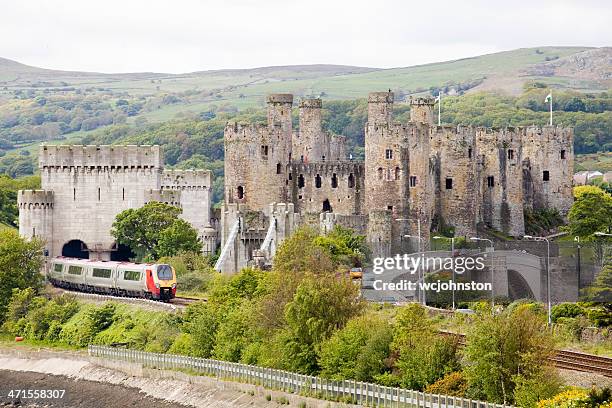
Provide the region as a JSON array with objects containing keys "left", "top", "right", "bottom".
[
  {"left": 296, "top": 98, "right": 323, "bottom": 162},
  {"left": 409, "top": 96, "right": 435, "bottom": 125},
  {"left": 267, "top": 94, "right": 293, "bottom": 130},
  {"left": 367, "top": 92, "right": 394, "bottom": 124},
  {"left": 364, "top": 91, "right": 410, "bottom": 256},
  {"left": 18, "top": 190, "right": 54, "bottom": 256}
]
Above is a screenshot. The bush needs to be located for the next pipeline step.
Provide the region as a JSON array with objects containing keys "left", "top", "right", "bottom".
[
  {"left": 513, "top": 369, "right": 562, "bottom": 408},
  {"left": 551, "top": 303, "right": 586, "bottom": 323},
  {"left": 425, "top": 372, "right": 468, "bottom": 397}
]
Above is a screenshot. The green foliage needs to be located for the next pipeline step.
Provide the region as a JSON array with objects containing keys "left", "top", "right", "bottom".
[
  {"left": 0, "top": 174, "right": 40, "bottom": 227},
  {"left": 513, "top": 369, "right": 563, "bottom": 408},
  {"left": 158, "top": 251, "right": 216, "bottom": 294},
  {"left": 582, "top": 264, "right": 612, "bottom": 306},
  {"left": 0, "top": 229, "right": 44, "bottom": 323},
  {"left": 391, "top": 304, "right": 460, "bottom": 391},
  {"left": 281, "top": 274, "right": 364, "bottom": 374},
  {"left": 568, "top": 186, "right": 612, "bottom": 238},
  {"left": 319, "top": 314, "right": 392, "bottom": 382},
  {"left": 551, "top": 303, "right": 586, "bottom": 323},
  {"left": 463, "top": 306, "right": 557, "bottom": 405},
  {"left": 524, "top": 208, "right": 565, "bottom": 236},
  {"left": 313, "top": 225, "right": 369, "bottom": 267},
  {"left": 425, "top": 372, "right": 469, "bottom": 397},
  {"left": 273, "top": 227, "right": 335, "bottom": 275},
  {"left": 111, "top": 201, "right": 202, "bottom": 261}
]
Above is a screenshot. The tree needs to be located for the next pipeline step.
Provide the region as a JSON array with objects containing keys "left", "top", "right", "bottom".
[
  {"left": 463, "top": 306, "right": 559, "bottom": 405},
  {"left": 319, "top": 313, "right": 392, "bottom": 382},
  {"left": 281, "top": 274, "right": 363, "bottom": 374},
  {"left": 111, "top": 201, "right": 202, "bottom": 261},
  {"left": 0, "top": 229, "right": 45, "bottom": 322},
  {"left": 568, "top": 186, "right": 612, "bottom": 238}
]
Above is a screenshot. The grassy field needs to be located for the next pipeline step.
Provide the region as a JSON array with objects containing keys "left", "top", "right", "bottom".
[{"left": 575, "top": 152, "right": 612, "bottom": 172}]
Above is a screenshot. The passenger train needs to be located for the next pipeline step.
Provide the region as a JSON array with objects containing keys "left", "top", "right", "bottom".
[{"left": 48, "top": 257, "right": 177, "bottom": 301}]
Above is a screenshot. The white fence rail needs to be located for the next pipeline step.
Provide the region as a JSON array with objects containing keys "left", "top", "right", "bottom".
[{"left": 88, "top": 345, "right": 512, "bottom": 408}]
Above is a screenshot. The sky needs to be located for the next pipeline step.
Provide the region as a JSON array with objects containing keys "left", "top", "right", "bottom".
[{"left": 1, "top": 0, "right": 611, "bottom": 74}]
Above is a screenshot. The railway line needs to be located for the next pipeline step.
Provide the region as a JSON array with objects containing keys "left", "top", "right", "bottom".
[{"left": 440, "top": 330, "right": 612, "bottom": 378}]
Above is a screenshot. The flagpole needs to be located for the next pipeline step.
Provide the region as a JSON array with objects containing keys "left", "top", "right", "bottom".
[
  {"left": 549, "top": 92, "right": 553, "bottom": 126},
  {"left": 438, "top": 91, "right": 441, "bottom": 126}
]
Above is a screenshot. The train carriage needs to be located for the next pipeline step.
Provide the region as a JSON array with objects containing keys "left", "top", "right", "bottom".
[{"left": 47, "top": 257, "right": 177, "bottom": 301}]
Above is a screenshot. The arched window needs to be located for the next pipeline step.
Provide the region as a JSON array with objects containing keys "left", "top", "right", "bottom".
[
  {"left": 348, "top": 173, "right": 355, "bottom": 188},
  {"left": 377, "top": 167, "right": 383, "bottom": 180},
  {"left": 315, "top": 174, "right": 322, "bottom": 188},
  {"left": 237, "top": 186, "right": 244, "bottom": 199},
  {"left": 298, "top": 174, "right": 305, "bottom": 188},
  {"left": 331, "top": 173, "right": 338, "bottom": 188},
  {"left": 276, "top": 162, "right": 282, "bottom": 174},
  {"left": 395, "top": 167, "right": 400, "bottom": 180}
]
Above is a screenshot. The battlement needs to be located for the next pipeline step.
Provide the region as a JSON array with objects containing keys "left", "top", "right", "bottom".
[
  {"left": 145, "top": 189, "right": 181, "bottom": 206},
  {"left": 18, "top": 190, "right": 54, "bottom": 209},
  {"left": 162, "top": 169, "right": 212, "bottom": 189},
  {"left": 267, "top": 94, "right": 294, "bottom": 104},
  {"left": 368, "top": 92, "right": 394, "bottom": 104},
  {"left": 291, "top": 161, "right": 364, "bottom": 176},
  {"left": 409, "top": 96, "right": 435, "bottom": 106},
  {"left": 299, "top": 98, "right": 322, "bottom": 109},
  {"left": 39, "top": 145, "right": 163, "bottom": 169}
]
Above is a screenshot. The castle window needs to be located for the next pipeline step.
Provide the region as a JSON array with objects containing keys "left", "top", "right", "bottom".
[
  {"left": 261, "top": 145, "right": 269, "bottom": 158},
  {"left": 122, "top": 188, "right": 125, "bottom": 201},
  {"left": 276, "top": 163, "right": 282, "bottom": 174},
  {"left": 300, "top": 155, "right": 304, "bottom": 162},
  {"left": 98, "top": 187, "right": 101, "bottom": 201},
  {"left": 378, "top": 167, "right": 383, "bottom": 180},
  {"left": 410, "top": 176, "right": 417, "bottom": 187},
  {"left": 385, "top": 149, "right": 393, "bottom": 159},
  {"left": 288, "top": 173, "right": 293, "bottom": 180},
  {"left": 487, "top": 176, "right": 495, "bottom": 188},
  {"left": 395, "top": 167, "right": 400, "bottom": 180},
  {"left": 445, "top": 178, "right": 453, "bottom": 190},
  {"left": 507, "top": 149, "right": 514, "bottom": 160},
  {"left": 322, "top": 155, "right": 326, "bottom": 161},
  {"left": 315, "top": 174, "right": 322, "bottom": 188},
  {"left": 298, "top": 174, "right": 305, "bottom": 188},
  {"left": 560, "top": 150, "right": 566, "bottom": 159},
  {"left": 543, "top": 171, "right": 550, "bottom": 181},
  {"left": 468, "top": 148, "right": 472, "bottom": 159},
  {"left": 348, "top": 173, "right": 355, "bottom": 188},
  {"left": 387, "top": 205, "right": 393, "bottom": 211},
  {"left": 73, "top": 188, "right": 76, "bottom": 201},
  {"left": 237, "top": 186, "right": 244, "bottom": 199},
  {"left": 331, "top": 173, "right": 338, "bottom": 188}
]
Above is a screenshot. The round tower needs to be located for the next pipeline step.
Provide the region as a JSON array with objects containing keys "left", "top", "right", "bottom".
[
  {"left": 297, "top": 98, "right": 323, "bottom": 162},
  {"left": 18, "top": 190, "right": 54, "bottom": 256},
  {"left": 267, "top": 94, "right": 294, "bottom": 130},
  {"left": 367, "top": 91, "right": 394, "bottom": 124},
  {"left": 409, "top": 96, "right": 435, "bottom": 124}
]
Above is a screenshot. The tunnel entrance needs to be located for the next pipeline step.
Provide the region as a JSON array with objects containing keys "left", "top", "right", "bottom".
[
  {"left": 111, "top": 243, "right": 136, "bottom": 262},
  {"left": 61, "top": 240, "right": 89, "bottom": 259}
]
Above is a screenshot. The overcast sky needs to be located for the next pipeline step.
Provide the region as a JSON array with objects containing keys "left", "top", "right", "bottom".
[{"left": 1, "top": 0, "right": 610, "bottom": 73}]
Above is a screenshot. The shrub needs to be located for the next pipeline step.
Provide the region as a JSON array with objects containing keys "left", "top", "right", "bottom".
[
  {"left": 551, "top": 303, "right": 586, "bottom": 323},
  {"left": 513, "top": 368, "right": 562, "bottom": 408},
  {"left": 425, "top": 372, "right": 468, "bottom": 397}
]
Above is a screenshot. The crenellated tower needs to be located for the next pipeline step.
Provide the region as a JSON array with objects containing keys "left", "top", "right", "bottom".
[
  {"left": 409, "top": 96, "right": 435, "bottom": 125},
  {"left": 18, "top": 190, "right": 54, "bottom": 256}
]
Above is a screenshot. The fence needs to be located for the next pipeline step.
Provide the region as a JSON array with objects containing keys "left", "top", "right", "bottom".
[{"left": 88, "top": 345, "right": 513, "bottom": 408}]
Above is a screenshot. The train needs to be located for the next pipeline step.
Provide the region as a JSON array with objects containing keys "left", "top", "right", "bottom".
[{"left": 47, "top": 257, "right": 177, "bottom": 301}]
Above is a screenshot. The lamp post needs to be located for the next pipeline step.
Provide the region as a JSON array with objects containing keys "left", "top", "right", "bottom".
[
  {"left": 524, "top": 235, "right": 551, "bottom": 325},
  {"left": 433, "top": 235, "right": 455, "bottom": 310},
  {"left": 404, "top": 234, "right": 424, "bottom": 304},
  {"left": 470, "top": 237, "right": 495, "bottom": 309}
]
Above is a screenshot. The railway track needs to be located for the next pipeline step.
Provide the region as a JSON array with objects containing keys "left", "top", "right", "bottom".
[
  {"left": 440, "top": 330, "right": 612, "bottom": 378},
  {"left": 170, "top": 296, "right": 204, "bottom": 306}
]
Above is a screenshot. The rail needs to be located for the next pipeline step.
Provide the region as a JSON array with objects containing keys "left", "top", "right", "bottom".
[{"left": 88, "top": 345, "right": 513, "bottom": 408}]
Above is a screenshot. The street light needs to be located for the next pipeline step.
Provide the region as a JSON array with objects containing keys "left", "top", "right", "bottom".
[
  {"left": 470, "top": 237, "right": 495, "bottom": 310},
  {"left": 433, "top": 235, "right": 455, "bottom": 310},
  {"left": 524, "top": 235, "right": 552, "bottom": 325},
  {"left": 404, "top": 234, "right": 425, "bottom": 304}
]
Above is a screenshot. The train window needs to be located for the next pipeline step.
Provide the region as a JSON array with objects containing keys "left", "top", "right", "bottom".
[
  {"left": 68, "top": 265, "right": 83, "bottom": 275},
  {"left": 157, "top": 265, "right": 173, "bottom": 280},
  {"left": 53, "top": 263, "right": 63, "bottom": 273},
  {"left": 92, "top": 268, "right": 112, "bottom": 279},
  {"left": 124, "top": 270, "right": 141, "bottom": 281}
]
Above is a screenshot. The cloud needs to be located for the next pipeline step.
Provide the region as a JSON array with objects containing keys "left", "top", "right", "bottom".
[{"left": 1, "top": 0, "right": 610, "bottom": 73}]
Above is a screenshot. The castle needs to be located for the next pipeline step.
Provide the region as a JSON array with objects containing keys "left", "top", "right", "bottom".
[
  {"left": 17, "top": 91, "right": 574, "bottom": 274},
  {"left": 217, "top": 92, "right": 574, "bottom": 273},
  {"left": 18, "top": 145, "right": 216, "bottom": 260}
]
